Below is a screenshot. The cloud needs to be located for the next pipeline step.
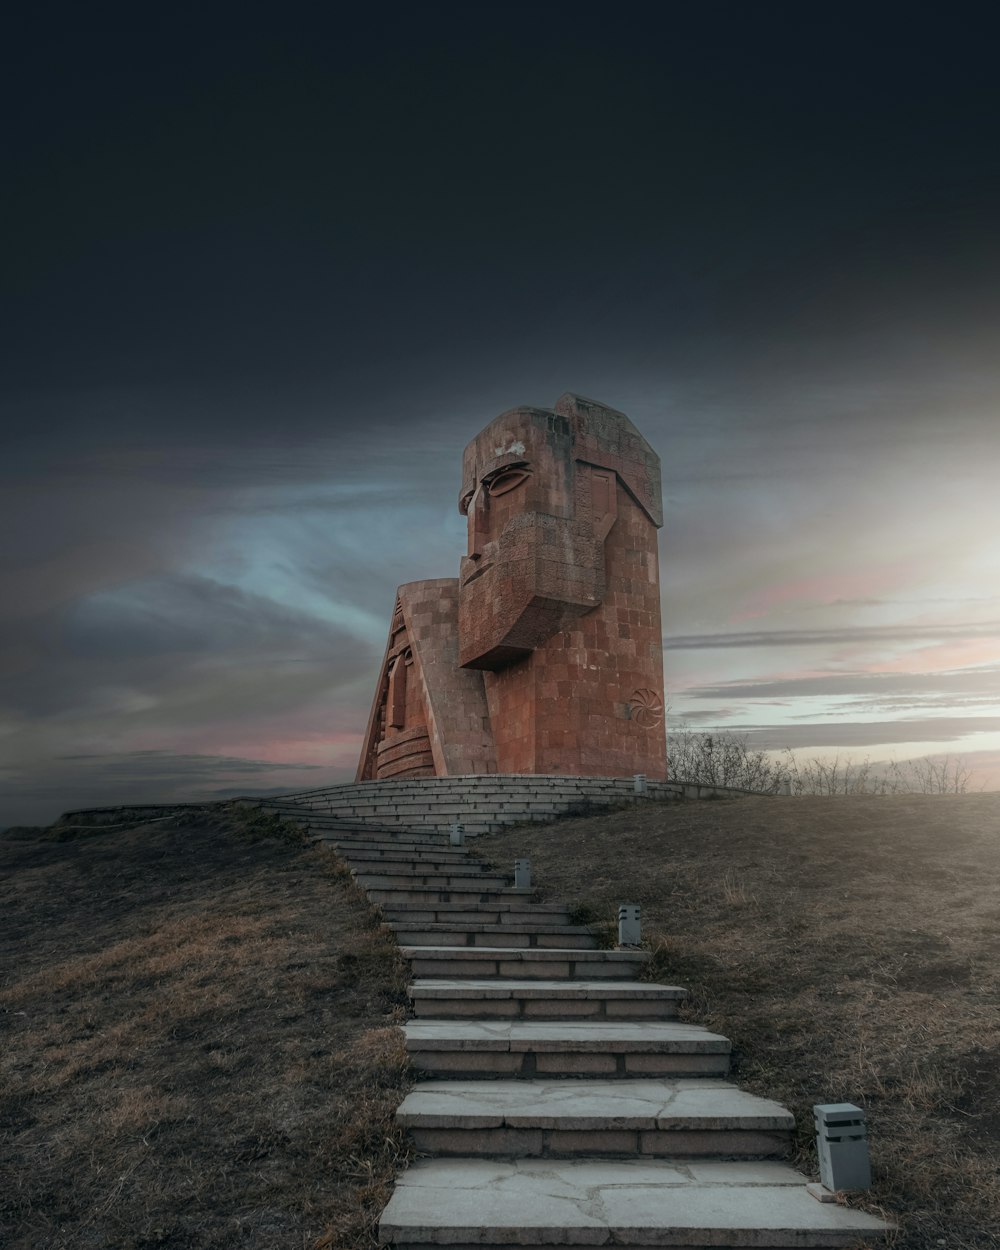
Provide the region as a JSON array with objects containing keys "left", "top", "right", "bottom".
[
  {"left": 671, "top": 707, "right": 741, "bottom": 723},
  {"left": 680, "top": 665, "right": 1000, "bottom": 702},
  {"left": 0, "top": 572, "right": 370, "bottom": 722},
  {"left": 733, "top": 717, "right": 1000, "bottom": 750},
  {"left": 0, "top": 750, "right": 327, "bottom": 829},
  {"left": 665, "top": 623, "right": 1000, "bottom": 649}
]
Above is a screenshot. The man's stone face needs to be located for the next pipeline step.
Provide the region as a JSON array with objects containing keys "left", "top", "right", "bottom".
[{"left": 457, "top": 407, "right": 606, "bottom": 670}]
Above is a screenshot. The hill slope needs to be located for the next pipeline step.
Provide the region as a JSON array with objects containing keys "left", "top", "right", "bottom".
[
  {"left": 5, "top": 794, "right": 997, "bottom": 1250},
  {"left": 0, "top": 807, "right": 410, "bottom": 1250},
  {"left": 476, "top": 793, "right": 1000, "bottom": 1250}
]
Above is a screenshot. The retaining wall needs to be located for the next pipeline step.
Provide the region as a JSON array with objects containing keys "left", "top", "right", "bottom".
[
  {"left": 56, "top": 777, "right": 781, "bottom": 836},
  {"left": 260, "top": 774, "right": 743, "bottom": 837}
]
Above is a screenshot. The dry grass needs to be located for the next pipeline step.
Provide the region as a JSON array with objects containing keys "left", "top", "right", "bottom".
[
  {"left": 7, "top": 792, "right": 998, "bottom": 1249},
  {"left": 0, "top": 804, "right": 411, "bottom": 1250},
  {"left": 476, "top": 793, "right": 1000, "bottom": 1250}
]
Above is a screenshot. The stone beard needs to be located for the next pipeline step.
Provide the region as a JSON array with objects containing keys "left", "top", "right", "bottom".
[{"left": 357, "top": 393, "right": 666, "bottom": 781}]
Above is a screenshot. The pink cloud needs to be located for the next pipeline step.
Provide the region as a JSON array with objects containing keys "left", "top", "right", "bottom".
[
  {"left": 734, "top": 565, "right": 916, "bottom": 623},
  {"left": 848, "top": 638, "right": 1000, "bottom": 675}
]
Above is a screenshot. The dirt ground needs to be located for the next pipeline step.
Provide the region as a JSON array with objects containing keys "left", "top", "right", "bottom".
[
  {"left": 477, "top": 793, "right": 1000, "bottom": 1250},
  {"left": 0, "top": 806, "right": 411, "bottom": 1250}
]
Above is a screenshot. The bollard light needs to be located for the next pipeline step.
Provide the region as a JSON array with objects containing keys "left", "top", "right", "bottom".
[
  {"left": 813, "top": 1103, "right": 871, "bottom": 1191},
  {"left": 618, "top": 903, "right": 641, "bottom": 946},
  {"left": 514, "top": 858, "right": 531, "bottom": 888},
  {"left": 449, "top": 822, "right": 465, "bottom": 846},
  {"left": 633, "top": 773, "right": 647, "bottom": 794}
]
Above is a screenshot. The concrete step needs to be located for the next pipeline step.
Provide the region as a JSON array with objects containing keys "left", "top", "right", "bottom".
[
  {"left": 316, "top": 834, "right": 463, "bottom": 853},
  {"left": 267, "top": 812, "right": 417, "bottom": 837},
  {"left": 354, "top": 869, "right": 510, "bottom": 890},
  {"left": 409, "top": 978, "right": 685, "bottom": 1020},
  {"left": 348, "top": 856, "right": 495, "bottom": 875},
  {"left": 320, "top": 843, "right": 477, "bottom": 863},
  {"left": 313, "top": 829, "right": 454, "bottom": 849},
  {"left": 404, "top": 1019, "right": 731, "bottom": 1078},
  {"left": 310, "top": 830, "right": 455, "bottom": 850},
  {"left": 368, "top": 887, "right": 533, "bottom": 906},
  {"left": 377, "top": 1157, "right": 891, "bottom": 1249},
  {"left": 329, "top": 846, "right": 474, "bottom": 865},
  {"left": 397, "top": 1077, "right": 795, "bottom": 1157},
  {"left": 402, "top": 945, "right": 648, "bottom": 980},
  {"left": 357, "top": 870, "right": 512, "bottom": 890},
  {"left": 381, "top": 902, "right": 572, "bottom": 925},
  {"left": 389, "top": 923, "right": 598, "bottom": 950}
]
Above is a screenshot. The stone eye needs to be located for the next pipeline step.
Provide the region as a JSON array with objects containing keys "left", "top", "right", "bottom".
[
  {"left": 459, "top": 490, "right": 475, "bottom": 516},
  {"left": 486, "top": 467, "right": 531, "bottom": 497}
]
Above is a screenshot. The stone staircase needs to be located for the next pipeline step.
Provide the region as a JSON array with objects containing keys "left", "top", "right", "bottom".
[
  {"left": 266, "top": 800, "right": 891, "bottom": 1250},
  {"left": 259, "top": 775, "right": 689, "bottom": 837}
]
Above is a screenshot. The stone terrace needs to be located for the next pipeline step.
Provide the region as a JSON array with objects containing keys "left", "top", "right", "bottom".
[{"left": 261, "top": 774, "right": 760, "bottom": 838}]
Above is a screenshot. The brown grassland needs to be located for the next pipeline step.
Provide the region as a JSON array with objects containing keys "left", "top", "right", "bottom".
[
  {"left": 0, "top": 806, "right": 411, "bottom": 1250},
  {"left": 3, "top": 793, "right": 998, "bottom": 1250},
  {"left": 477, "top": 794, "right": 1000, "bottom": 1250}
]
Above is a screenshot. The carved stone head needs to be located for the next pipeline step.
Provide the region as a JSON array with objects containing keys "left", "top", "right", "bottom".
[{"left": 457, "top": 393, "right": 662, "bottom": 670}]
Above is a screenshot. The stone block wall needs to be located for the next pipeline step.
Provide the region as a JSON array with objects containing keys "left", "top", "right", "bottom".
[{"left": 261, "top": 774, "right": 688, "bottom": 837}]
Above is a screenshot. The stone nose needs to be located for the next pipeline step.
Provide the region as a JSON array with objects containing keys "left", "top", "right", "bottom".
[{"left": 468, "top": 485, "right": 490, "bottom": 558}]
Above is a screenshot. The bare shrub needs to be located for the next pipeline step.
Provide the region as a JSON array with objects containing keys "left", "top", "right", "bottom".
[
  {"left": 782, "top": 751, "right": 975, "bottom": 796},
  {"left": 667, "top": 722, "right": 974, "bottom": 796},
  {"left": 666, "top": 728, "right": 786, "bottom": 792}
]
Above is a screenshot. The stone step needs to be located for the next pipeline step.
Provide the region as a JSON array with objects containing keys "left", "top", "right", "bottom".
[
  {"left": 381, "top": 902, "right": 573, "bottom": 925},
  {"left": 390, "top": 923, "right": 598, "bottom": 950},
  {"left": 312, "top": 829, "right": 454, "bottom": 849},
  {"left": 409, "top": 978, "right": 685, "bottom": 1020},
  {"left": 354, "top": 869, "right": 510, "bottom": 890},
  {"left": 314, "top": 822, "right": 463, "bottom": 837},
  {"left": 268, "top": 812, "right": 419, "bottom": 837},
  {"left": 352, "top": 870, "right": 507, "bottom": 890},
  {"left": 329, "top": 846, "right": 474, "bottom": 865},
  {"left": 316, "top": 834, "right": 467, "bottom": 853},
  {"left": 404, "top": 1019, "right": 731, "bottom": 1078},
  {"left": 377, "top": 1157, "right": 891, "bottom": 1249},
  {"left": 368, "top": 887, "right": 533, "bottom": 906},
  {"left": 350, "top": 860, "right": 500, "bottom": 880},
  {"left": 402, "top": 945, "right": 647, "bottom": 980},
  {"left": 397, "top": 1077, "right": 795, "bottom": 1157}
]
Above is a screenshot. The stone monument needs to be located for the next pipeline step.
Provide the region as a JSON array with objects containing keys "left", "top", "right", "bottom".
[{"left": 357, "top": 393, "right": 665, "bottom": 781}]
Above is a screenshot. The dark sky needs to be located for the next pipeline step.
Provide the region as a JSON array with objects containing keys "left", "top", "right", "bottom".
[
  {"left": 4, "top": 3, "right": 1000, "bottom": 824},
  {"left": 9, "top": 5, "right": 999, "bottom": 407}
]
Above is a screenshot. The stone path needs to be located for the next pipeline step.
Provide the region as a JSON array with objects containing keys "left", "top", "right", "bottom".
[{"left": 266, "top": 801, "right": 891, "bottom": 1249}]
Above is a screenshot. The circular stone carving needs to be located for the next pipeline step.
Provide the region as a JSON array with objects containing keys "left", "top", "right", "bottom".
[{"left": 630, "top": 688, "right": 663, "bottom": 728}]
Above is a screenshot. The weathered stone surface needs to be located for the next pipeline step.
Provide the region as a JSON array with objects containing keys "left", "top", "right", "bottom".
[
  {"left": 403, "top": 1020, "right": 734, "bottom": 1076},
  {"left": 264, "top": 774, "right": 693, "bottom": 838},
  {"left": 378, "top": 1157, "right": 891, "bottom": 1246},
  {"left": 401, "top": 946, "right": 648, "bottom": 980},
  {"left": 356, "top": 394, "right": 666, "bottom": 781},
  {"left": 396, "top": 1078, "right": 793, "bottom": 1132},
  {"left": 403, "top": 1019, "right": 731, "bottom": 1054},
  {"left": 390, "top": 924, "right": 598, "bottom": 950}
]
